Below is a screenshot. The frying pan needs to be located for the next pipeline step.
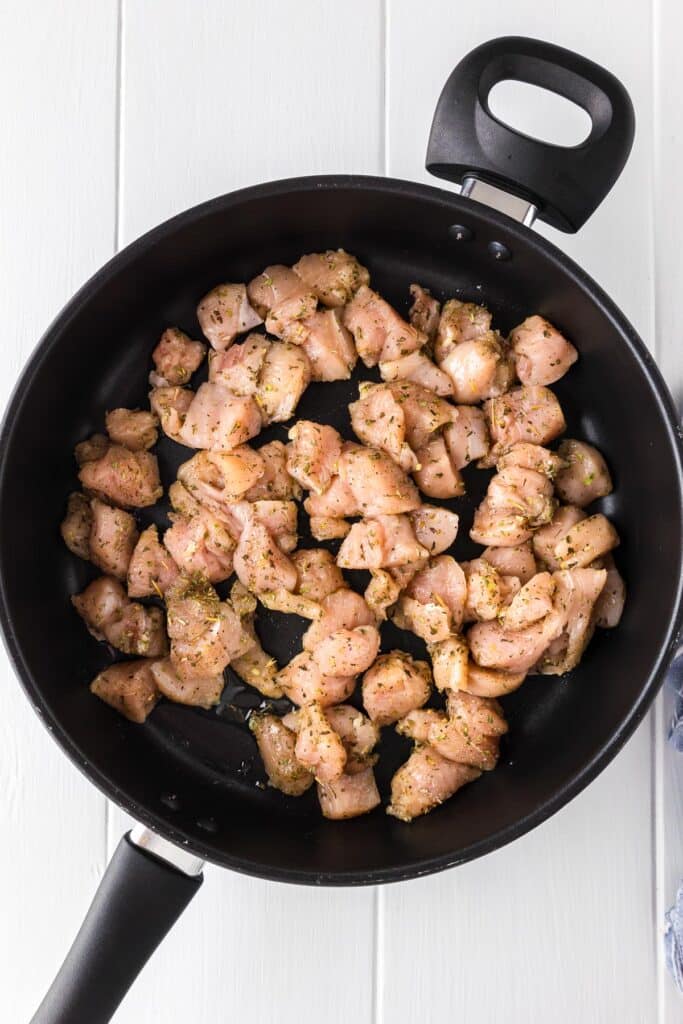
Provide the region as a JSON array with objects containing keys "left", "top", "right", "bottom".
[{"left": 2, "top": 36, "right": 681, "bottom": 1024}]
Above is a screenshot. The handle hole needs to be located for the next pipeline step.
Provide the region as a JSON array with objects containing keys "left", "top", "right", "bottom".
[{"left": 488, "top": 80, "right": 592, "bottom": 147}]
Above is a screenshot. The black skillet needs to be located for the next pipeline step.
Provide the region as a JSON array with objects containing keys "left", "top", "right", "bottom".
[{"left": 2, "top": 37, "right": 682, "bottom": 1024}]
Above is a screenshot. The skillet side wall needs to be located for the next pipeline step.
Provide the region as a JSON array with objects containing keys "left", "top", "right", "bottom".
[{"left": 0, "top": 178, "right": 680, "bottom": 883}]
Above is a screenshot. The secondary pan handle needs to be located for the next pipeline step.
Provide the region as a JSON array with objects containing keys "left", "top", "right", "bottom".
[
  {"left": 426, "top": 36, "right": 635, "bottom": 232},
  {"left": 31, "top": 829, "right": 203, "bottom": 1024}
]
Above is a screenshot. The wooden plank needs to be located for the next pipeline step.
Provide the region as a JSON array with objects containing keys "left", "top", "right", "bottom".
[
  {"left": 0, "top": 1, "right": 119, "bottom": 1020},
  {"left": 381, "top": 4, "right": 658, "bottom": 1022},
  {"left": 110, "top": 2, "right": 383, "bottom": 1021}
]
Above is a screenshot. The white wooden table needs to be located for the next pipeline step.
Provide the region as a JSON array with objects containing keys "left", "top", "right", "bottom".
[{"left": 2, "top": 2, "right": 682, "bottom": 1021}]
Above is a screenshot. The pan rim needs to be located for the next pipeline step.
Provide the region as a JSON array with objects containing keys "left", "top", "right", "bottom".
[{"left": 1, "top": 173, "right": 681, "bottom": 885}]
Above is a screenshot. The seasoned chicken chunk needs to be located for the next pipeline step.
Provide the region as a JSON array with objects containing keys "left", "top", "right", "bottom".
[
  {"left": 178, "top": 383, "right": 262, "bottom": 450},
  {"left": 208, "top": 333, "right": 270, "bottom": 393},
  {"left": 481, "top": 541, "right": 537, "bottom": 584},
  {"left": 443, "top": 406, "right": 490, "bottom": 469},
  {"left": 337, "top": 514, "right": 428, "bottom": 570},
  {"left": 150, "top": 657, "right": 224, "bottom": 709},
  {"left": 487, "top": 465, "right": 556, "bottom": 528},
  {"left": 303, "top": 589, "right": 375, "bottom": 648},
  {"left": 73, "top": 576, "right": 168, "bottom": 657},
  {"left": 313, "top": 624, "right": 381, "bottom": 677},
  {"left": 105, "top": 408, "right": 158, "bottom": 451},
  {"left": 233, "top": 518, "right": 298, "bottom": 595},
  {"left": 151, "top": 327, "right": 206, "bottom": 387},
  {"left": 463, "top": 558, "right": 504, "bottom": 622},
  {"left": 324, "top": 705, "right": 379, "bottom": 773},
  {"left": 309, "top": 515, "right": 351, "bottom": 541},
  {"left": 343, "top": 285, "right": 426, "bottom": 366},
  {"left": 317, "top": 767, "right": 381, "bottom": 819},
  {"left": 149, "top": 385, "right": 194, "bottom": 444},
  {"left": 249, "top": 714, "right": 314, "bottom": 796},
  {"left": 532, "top": 505, "right": 586, "bottom": 569},
  {"left": 362, "top": 652, "right": 432, "bottom": 726},
  {"left": 435, "top": 690, "right": 508, "bottom": 770},
  {"left": 338, "top": 443, "right": 421, "bottom": 517},
  {"left": 410, "top": 506, "right": 459, "bottom": 555},
  {"left": 177, "top": 447, "right": 265, "bottom": 515},
  {"left": 75, "top": 433, "right": 109, "bottom": 466},
  {"left": 500, "top": 571, "right": 555, "bottom": 631},
  {"left": 127, "top": 525, "right": 180, "bottom": 597},
  {"left": 298, "top": 309, "right": 357, "bottom": 381},
  {"left": 292, "top": 548, "right": 344, "bottom": 602},
  {"left": 555, "top": 514, "right": 619, "bottom": 569},
  {"left": 88, "top": 498, "right": 139, "bottom": 579},
  {"left": 430, "top": 635, "right": 469, "bottom": 693},
  {"left": 393, "top": 556, "right": 467, "bottom": 642},
  {"left": 90, "top": 660, "right": 161, "bottom": 723},
  {"left": 61, "top": 492, "right": 93, "bottom": 560},
  {"left": 468, "top": 611, "right": 564, "bottom": 674},
  {"left": 510, "top": 315, "right": 578, "bottom": 386},
  {"left": 244, "top": 440, "right": 301, "bottom": 501},
  {"left": 229, "top": 580, "right": 282, "bottom": 698},
  {"left": 286, "top": 420, "right": 343, "bottom": 495},
  {"left": 197, "top": 282, "right": 263, "bottom": 350},
  {"left": 463, "top": 663, "right": 526, "bottom": 697},
  {"left": 292, "top": 702, "right": 347, "bottom": 783},
  {"left": 537, "top": 568, "right": 607, "bottom": 674},
  {"left": 380, "top": 349, "right": 454, "bottom": 397},
  {"left": 364, "top": 569, "right": 403, "bottom": 621},
  {"left": 276, "top": 650, "right": 356, "bottom": 707},
  {"left": 554, "top": 439, "right": 613, "bottom": 507},
  {"left": 79, "top": 444, "right": 162, "bottom": 508},
  {"left": 166, "top": 575, "right": 247, "bottom": 681},
  {"left": 439, "top": 331, "right": 512, "bottom": 404},
  {"left": 408, "top": 284, "right": 441, "bottom": 341},
  {"left": 387, "top": 746, "right": 480, "bottom": 822},
  {"left": 413, "top": 436, "right": 464, "bottom": 499},
  {"left": 163, "top": 513, "right": 235, "bottom": 583},
  {"left": 247, "top": 265, "right": 317, "bottom": 339},
  {"left": 496, "top": 442, "right": 566, "bottom": 478},
  {"left": 210, "top": 335, "right": 311, "bottom": 423},
  {"left": 435, "top": 299, "right": 492, "bottom": 362},
  {"left": 592, "top": 554, "right": 626, "bottom": 628},
  {"left": 293, "top": 249, "right": 369, "bottom": 307},
  {"left": 484, "top": 385, "right": 566, "bottom": 452}
]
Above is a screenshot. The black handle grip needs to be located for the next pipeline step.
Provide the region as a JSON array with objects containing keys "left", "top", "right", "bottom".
[
  {"left": 426, "top": 36, "right": 635, "bottom": 232},
  {"left": 30, "top": 833, "right": 203, "bottom": 1024}
]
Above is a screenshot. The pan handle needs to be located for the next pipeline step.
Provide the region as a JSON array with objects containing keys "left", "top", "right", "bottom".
[
  {"left": 30, "top": 829, "right": 203, "bottom": 1024},
  {"left": 426, "top": 36, "right": 635, "bottom": 232}
]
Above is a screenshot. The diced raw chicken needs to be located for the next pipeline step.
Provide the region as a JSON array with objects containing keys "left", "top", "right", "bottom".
[
  {"left": 247, "top": 265, "right": 317, "bottom": 339},
  {"left": 500, "top": 571, "right": 555, "bottom": 630},
  {"left": 105, "top": 408, "right": 158, "bottom": 451},
  {"left": 150, "top": 657, "right": 224, "bottom": 709},
  {"left": 286, "top": 420, "right": 343, "bottom": 494},
  {"left": 395, "top": 556, "right": 467, "bottom": 640},
  {"left": 413, "top": 436, "right": 464, "bottom": 499},
  {"left": 408, "top": 284, "right": 441, "bottom": 341},
  {"left": 387, "top": 746, "right": 480, "bottom": 821},
  {"left": 380, "top": 349, "right": 454, "bottom": 397},
  {"left": 484, "top": 385, "right": 566, "bottom": 451},
  {"left": 396, "top": 708, "right": 447, "bottom": 743},
  {"left": 292, "top": 548, "right": 344, "bottom": 602},
  {"left": 554, "top": 439, "right": 613, "bottom": 507},
  {"left": 470, "top": 499, "right": 533, "bottom": 547},
  {"left": 208, "top": 333, "right": 270, "bottom": 393},
  {"left": 464, "top": 558, "right": 504, "bottom": 622},
  {"left": 343, "top": 285, "right": 426, "bottom": 366},
  {"left": 463, "top": 663, "right": 526, "bottom": 698},
  {"left": 362, "top": 652, "right": 432, "bottom": 726},
  {"left": 88, "top": 498, "right": 139, "bottom": 580},
  {"left": 338, "top": 444, "right": 421, "bottom": 516},
  {"left": 178, "top": 383, "right": 262, "bottom": 451},
  {"left": 309, "top": 515, "right": 351, "bottom": 541},
  {"left": 304, "top": 477, "right": 357, "bottom": 521},
  {"left": 312, "top": 624, "right": 381, "bottom": 676},
  {"left": 439, "top": 331, "right": 512, "bottom": 404},
  {"left": 365, "top": 569, "right": 403, "bottom": 620},
  {"left": 75, "top": 433, "right": 109, "bottom": 465},
  {"left": 166, "top": 576, "right": 247, "bottom": 681},
  {"left": 299, "top": 309, "right": 357, "bottom": 381},
  {"left": 303, "top": 589, "right": 375, "bottom": 648},
  {"left": 318, "top": 767, "right": 381, "bottom": 819},
  {"left": 229, "top": 580, "right": 282, "bottom": 698},
  {"left": 497, "top": 442, "right": 566, "bottom": 478},
  {"left": 256, "top": 587, "right": 320, "bottom": 620},
  {"left": 249, "top": 714, "right": 314, "bottom": 796},
  {"left": 349, "top": 384, "right": 418, "bottom": 473},
  {"left": 537, "top": 568, "right": 607, "bottom": 674},
  {"left": 163, "top": 514, "right": 235, "bottom": 583},
  {"left": 487, "top": 465, "right": 556, "bottom": 528},
  {"left": 430, "top": 635, "right": 469, "bottom": 693},
  {"left": 177, "top": 447, "right": 265, "bottom": 515},
  {"left": 61, "top": 492, "right": 93, "bottom": 560},
  {"left": 555, "top": 514, "right": 619, "bottom": 569},
  {"left": 293, "top": 702, "right": 347, "bottom": 783},
  {"left": 438, "top": 690, "right": 508, "bottom": 770},
  {"left": 276, "top": 650, "right": 356, "bottom": 707},
  {"left": 127, "top": 525, "right": 180, "bottom": 598},
  {"left": 482, "top": 541, "right": 537, "bottom": 584},
  {"left": 254, "top": 341, "right": 311, "bottom": 423},
  {"left": 324, "top": 705, "right": 379, "bottom": 773},
  {"left": 151, "top": 327, "right": 206, "bottom": 386},
  {"left": 435, "top": 299, "right": 492, "bottom": 362},
  {"left": 73, "top": 576, "right": 168, "bottom": 657},
  {"left": 149, "top": 386, "right": 194, "bottom": 444},
  {"left": 233, "top": 518, "right": 298, "bottom": 594},
  {"left": 244, "top": 441, "right": 301, "bottom": 501},
  {"left": 532, "top": 505, "right": 586, "bottom": 569},
  {"left": 510, "top": 315, "right": 578, "bottom": 386},
  {"left": 293, "top": 250, "right": 370, "bottom": 307},
  {"left": 337, "top": 515, "right": 428, "bottom": 570},
  {"left": 468, "top": 611, "right": 564, "bottom": 674},
  {"left": 197, "top": 282, "right": 263, "bottom": 350},
  {"left": 592, "top": 555, "right": 626, "bottom": 628},
  {"left": 79, "top": 445, "right": 162, "bottom": 508},
  {"left": 410, "top": 506, "right": 459, "bottom": 555},
  {"left": 443, "top": 406, "right": 490, "bottom": 469},
  {"left": 90, "top": 660, "right": 161, "bottom": 723}
]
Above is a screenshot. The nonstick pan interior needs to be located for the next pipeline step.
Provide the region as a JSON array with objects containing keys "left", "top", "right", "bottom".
[{"left": 1, "top": 177, "right": 681, "bottom": 883}]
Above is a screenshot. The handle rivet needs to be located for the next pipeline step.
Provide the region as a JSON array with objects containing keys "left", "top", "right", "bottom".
[
  {"left": 449, "top": 223, "right": 473, "bottom": 242},
  {"left": 488, "top": 240, "right": 511, "bottom": 261}
]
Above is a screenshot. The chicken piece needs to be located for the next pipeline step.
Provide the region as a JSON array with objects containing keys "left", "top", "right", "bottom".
[
  {"left": 61, "top": 492, "right": 93, "bottom": 560},
  {"left": 149, "top": 386, "right": 195, "bottom": 444},
  {"left": 485, "top": 385, "right": 566, "bottom": 452},
  {"left": 75, "top": 433, "right": 109, "bottom": 466},
  {"left": 439, "top": 331, "right": 511, "bottom": 404},
  {"left": 292, "top": 702, "right": 348, "bottom": 783},
  {"left": 497, "top": 442, "right": 566, "bottom": 478},
  {"left": 555, "top": 514, "right": 619, "bottom": 569},
  {"left": 592, "top": 555, "right": 626, "bottom": 628},
  {"left": 166, "top": 576, "right": 247, "bottom": 681},
  {"left": 463, "top": 663, "right": 527, "bottom": 698},
  {"left": 394, "top": 556, "right": 467, "bottom": 642},
  {"left": 468, "top": 611, "right": 564, "bottom": 674},
  {"left": 464, "top": 559, "right": 504, "bottom": 622},
  {"left": 408, "top": 283, "right": 441, "bottom": 341},
  {"left": 487, "top": 465, "right": 556, "bottom": 528},
  {"left": 365, "top": 570, "right": 403, "bottom": 621},
  {"left": 500, "top": 571, "right": 555, "bottom": 631},
  {"left": 318, "top": 767, "right": 381, "bottom": 820},
  {"left": 150, "top": 657, "right": 224, "bottom": 709},
  {"left": 223, "top": 499, "right": 297, "bottom": 553},
  {"left": 207, "top": 333, "right": 270, "bottom": 393},
  {"left": 231, "top": 642, "right": 281, "bottom": 697},
  {"left": 249, "top": 268, "right": 318, "bottom": 340},
  {"left": 324, "top": 705, "right": 379, "bottom": 773},
  {"left": 151, "top": 327, "right": 206, "bottom": 387},
  {"left": 88, "top": 498, "right": 139, "bottom": 580},
  {"left": 257, "top": 587, "right": 321, "bottom": 620},
  {"left": 337, "top": 515, "right": 428, "bottom": 570},
  {"left": 127, "top": 525, "right": 180, "bottom": 598},
  {"left": 163, "top": 515, "right": 235, "bottom": 583},
  {"left": 286, "top": 420, "right": 343, "bottom": 494},
  {"left": 292, "top": 549, "right": 344, "bottom": 602},
  {"left": 532, "top": 505, "right": 586, "bottom": 569},
  {"left": 343, "top": 285, "right": 426, "bottom": 366},
  {"left": 396, "top": 708, "right": 448, "bottom": 743},
  {"left": 244, "top": 441, "right": 301, "bottom": 501},
  {"left": 276, "top": 650, "right": 356, "bottom": 707},
  {"left": 380, "top": 349, "right": 454, "bottom": 397},
  {"left": 429, "top": 635, "right": 469, "bottom": 693},
  {"left": 481, "top": 541, "right": 537, "bottom": 584},
  {"left": 410, "top": 506, "right": 459, "bottom": 555},
  {"left": 299, "top": 309, "right": 357, "bottom": 381},
  {"left": 90, "top": 660, "right": 161, "bottom": 723},
  {"left": 443, "top": 406, "right": 490, "bottom": 469},
  {"left": 313, "top": 624, "right": 381, "bottom": 677},
  {"left": 362, "top": 652, "right": 432, "bottom": 726},
  {"left": 338, "top": 444, "right": 421, "bottom": 516},
  {"left": 469, "top": 499, "right": 533, "bottom": 547},
  {"left": 435, "top": 299, "right": 492, "bottom": 362},
  {"left": 177, "top": 447, "right": 265, "bottom": 516},
  {"left": 435, "top": 690, "right": 508, "bottom": 770},
  {"left": 537, "top": 568, "right": 607, "bottom": 674},
  {"left": 255, "top": 342, "right": 311, "bottom": 423},
  {"left": 387, "top": 746, "right": 480, "bottom": 822},
  {"left": 349, "top": 384, "right": 418, "bottom": 473},
  {"left": 197, "top": 282, "right": 263, "bottom": 351},
  {"left": 105, "top": 408, "right": 158, "bottom": 452},
  {"left": 293, "top": 249, "right": 370, "bottom": 308},
  {"left": 73, "top": 576, "right": 168, "bottom": 657},
  {"left": 233, "top": 518, "right": 298, "bottom": 595},
  {"left": 554, "top": 439, "right": 613, "bottom": 507},
  {"left": 249, "top": 714, "right": 314, "bottom": 796},
  {"left": 413, "top": 436, "right": 465, "bottom": 499},
  {"left": 304, "top": 477, "right": 358, "bottom": 523},
  {"left": 178, "top": 383, "right": 262, "bottom": 451},
  {"left": 79, "top": 445, "right": 162, "bottom": 508},
  {"left": 309, "top": 515, "right": 351, "bottom": 541},
  {"left": 303, "top": 589, "right": 375, "bottom": 648},
  {"left": 510, "top": 315, "right": 578, "bottom": 386}
]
